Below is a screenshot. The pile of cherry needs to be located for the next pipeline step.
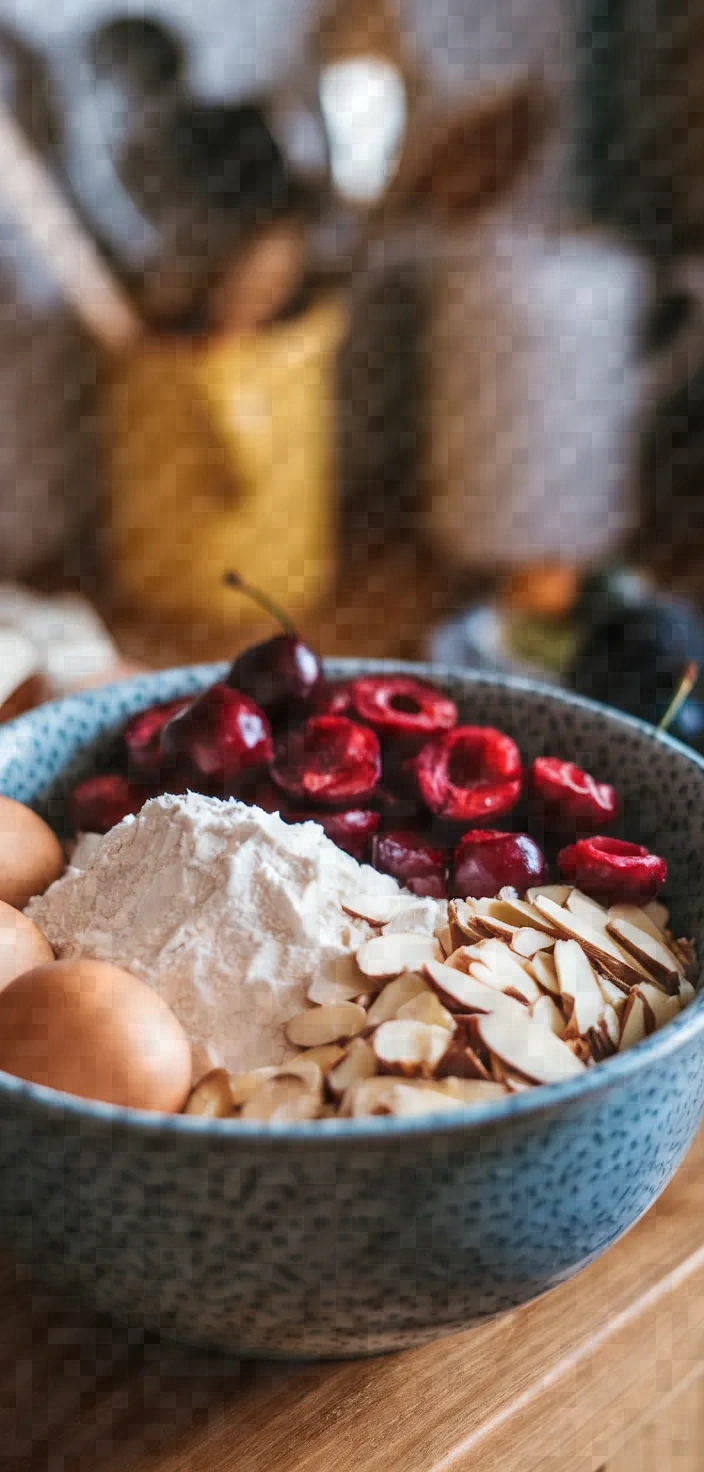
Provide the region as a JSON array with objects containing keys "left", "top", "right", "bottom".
[{"left": 70, "top": 623, "right": 667, "bottom": 908}]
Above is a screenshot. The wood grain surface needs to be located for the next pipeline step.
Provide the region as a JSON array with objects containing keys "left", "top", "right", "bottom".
[{"left": 1, "top": 1128, "right": 703, "bottom": 1471}]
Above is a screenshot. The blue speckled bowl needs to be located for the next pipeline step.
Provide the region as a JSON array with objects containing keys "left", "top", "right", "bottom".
[{"left": 0, "top": 660, "right": 703, "bottom": 1359}]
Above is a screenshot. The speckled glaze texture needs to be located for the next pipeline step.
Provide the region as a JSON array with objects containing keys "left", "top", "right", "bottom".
[{"left": 0, "top": 662, "right": 703, "bottom": 1359}]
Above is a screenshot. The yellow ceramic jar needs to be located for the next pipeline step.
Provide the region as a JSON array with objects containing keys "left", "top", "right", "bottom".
[{"left": 105, "top": 296, "right": 346, "bottom": 630}]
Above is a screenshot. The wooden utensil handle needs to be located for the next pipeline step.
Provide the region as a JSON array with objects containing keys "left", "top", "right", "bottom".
[{"left": 0, "top": 99, "right": 142, "bottom": 353}]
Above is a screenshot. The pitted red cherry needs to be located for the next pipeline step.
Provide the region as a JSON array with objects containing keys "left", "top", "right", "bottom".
[
  {"left": 349, "top": 675, "right": 457, "bottom": 751},
  {"left": 415, "top": 726, "right": 522, "bottom": 824},
  {"left": 271, "top": 715, "right": 381, "bottom": 806},
  {"left": 558, "top": 836, "right": 667, "bottom": 905},
  {"left": 530, "top": 757, "right": 619, "bottom": 833}
]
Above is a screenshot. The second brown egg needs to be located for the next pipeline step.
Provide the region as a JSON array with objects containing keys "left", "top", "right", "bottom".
[{"left": 0, "top": 901, "right": 53, "bottom": 990}]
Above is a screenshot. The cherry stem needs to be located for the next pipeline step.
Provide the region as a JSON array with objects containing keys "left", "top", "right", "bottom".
[
  {"left": 222, "top": 571, "right": 296, "bottom": 636},
  {"left": 658, "top": 661, "right": 700, "bottom": 735}
]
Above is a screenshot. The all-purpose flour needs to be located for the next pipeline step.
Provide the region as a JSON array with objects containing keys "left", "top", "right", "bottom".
[{"left": 26, "top": 793, "right": 403, "bottom": 1074}]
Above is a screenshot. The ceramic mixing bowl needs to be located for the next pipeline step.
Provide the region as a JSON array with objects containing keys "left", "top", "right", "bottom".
[{"left": 0, "top": 661, "right": 702, "bottom": 1358}]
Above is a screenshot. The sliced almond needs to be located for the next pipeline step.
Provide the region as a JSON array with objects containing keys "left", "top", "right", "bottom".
[
  {"left": 425, "top": 959, "right": 525, "bottom": 1017},
  {"left": 444, "top": 945, "right": 474, "bottom": 973},
  {"left": 607, "top": 914, "right": 682, "bottom": 990},
  {"left": 479, "top": 896, "right": 559, "bottom": 933},
  {"left": 228, "top": 1066, "right": 279, "bottom": 1108},
  {"left": 429, "top": 1077, "right": 507, "bottom": 1104},
  {"left": 435, "top": 922, "right": 453, "bottom": 958},
  {"left": 340, "top": 888, "right": 413, "bottom": 926},
  {"left": 596, "top": 973, "right": 628, "bottom": 1014},
  {"left": 511, "top": 927, "right": 555, "bottom": 959},
  {"left": 343, "top": 1077, "right": 464, "bottom": 1118},
  {"left": 643, "top": 899, "right": 669, "bottom": 932},
  {"left": 679, "top": 977, "right": 696, "bottom": 1008},
  {"left": 372, "top": 1019, "right": 451, "bottom": 1077},
  {"left": 476, "top": 1009, "right": 587, "bottom": 1083},
  {"left": 356, "top": 931, "right": 441, "bottom": 980},
  {"left": 503, "top": 1069, "right": 536, "bottom": 1094},
  {"left": 608, "top": 903, "right": 667, "bottom": 945},
  {"left": 383, "top": 899, "right": 438, "bottom": 936},
  {"left": 464, "top": 936, "right": 532, "bottom": 973},
  {"left": 184, "top": 1069, "right": 233, "bottom": 1118},
  {"left": 327, "top": 1037, "right": 377, "bottom": 1099},
  {"left": 240, "top": 1074, "right": 322, "bottom": 1123},
  {"left": 448, "top": 898, "right": 484, "bottom": 947},
  {"left": 534, "top": 895, "right": 656, "bottom": 989},
  {"left": 308, "top": 952, "right": 374, "bottom": 1005},
  {"left": 396, "top": 989, "right": 456, "bottom": 1030},
  {"left": 497, "top": 885, "right": 521, "bottom": 901},
  {"left": 587, "top": 1026, "right": 610, "bottom": 1063},
  {"left": 489, "top": 1050, "right": 508, "bottom": 1083},
  {"left": 469, "top": 960, "right": 528, "bottom": 1000},
  {"left": 530, "top": 993, "right": 567, "bottom": 1037},
  {"left": 470, "top": 903, "right": 518, "bottom": 941},
  {"left": 436, "top": 1034, "right": 493, "bottom": 1081},
  {"left": 307, "top": 973, "right": 367, "bottom": 1006},
  {"left": 274, "top": 1058, "right": 323, "bottom": 1088},
  {"left": 566, "top": 1036, "right": 593, "bottom": 1065},
  {"left": 527, "top": 884, "right": 571, "bottom": 907},
  {"left": 366, "top": 972, "right": 428, "bottom": 1027},
  {"left": 635, "top": 982, "right": 680, "bottom": 1033},
  {"left": 297, "top": 1043, "right": 346, "bottom": 1072},
  {"left": 670, "top": 937, "right": 698, "bottom": 982},
  {"left": 597, "top": 1004, "right": 621, "bottom": 1054},
  {"left": 618, "top": 991, "right": 649, "bottom": 1052},
  {"left": 554, "top": 939, "right": 606, "bottom": 1036},
  {"left": 528, "top": 950, "right": 561, "bottom": 998},
  {"left": 465, "top": 939, "right": 540, "bottom": 1002},
  {"left": 285, "top": 1002, "right": 367, "bottom": 1048},
  {"left": 566, "top": 889, "right": 610, "bottom": 929}
]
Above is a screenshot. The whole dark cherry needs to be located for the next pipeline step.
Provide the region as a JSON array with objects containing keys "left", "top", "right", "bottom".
[
  {"left": 124, "top": 697, "right": 192, "bottom": 779},
  {"left": 71, "top": 773, "right": 154, "bottom": 834},
  {"left": 223, "top": 571, "right": 322, "bottom": 720},
  {"left": 530, "top": 756, "right": 619, "bottom": 835},
  {"left": 451, "top": 829, "right": 546, "bottom": 899},
  {"left": 161, "top": 683, "right": 273, "bottom": 791},
  {"left": 373, "top": 829, "right": 448, "bottom": 898},
  {"left": 271, "top": 715, "right": 381, "bottom": 806},
  {"left": 415, "top": 726, "right": 522, "bottom": 824},
  {"left": 558, "top": 836, "right": 667, "bottom": 905},
  {"left": 348, "top": 674, "right": 457, "bottom": 752}
]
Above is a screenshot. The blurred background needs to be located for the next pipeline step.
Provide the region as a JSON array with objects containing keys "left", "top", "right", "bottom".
[{"left": 0, "top": 0, "right": 703, "bottom": 744}]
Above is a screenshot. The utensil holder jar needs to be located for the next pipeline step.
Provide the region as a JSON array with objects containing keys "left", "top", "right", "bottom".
[{"left": 105, "top": 296, "right": 346, "bottom": 630}]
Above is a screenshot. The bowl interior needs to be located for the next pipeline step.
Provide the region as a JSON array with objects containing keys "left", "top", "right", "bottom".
[{"left": 0, "top": 656, "right": 701, "bottom": 948}]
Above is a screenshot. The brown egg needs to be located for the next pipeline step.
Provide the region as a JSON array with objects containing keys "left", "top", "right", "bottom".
[
  {"left": 0, "top": 958, "right": 192, "bottom": 1112},
  {"left": 0, "top": 797, "right": 64, "bottom": 909},
  {"left": 0, "top": 902, "right": 53, "bottom": 991}
]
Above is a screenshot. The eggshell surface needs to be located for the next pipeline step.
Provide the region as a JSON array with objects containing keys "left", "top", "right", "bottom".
[
  {"left": 0, "top": 797, "right": 64, "bottom": 908},
  {"left": 0, "top": 958, "right": 192, "bottom": 1112},
  {"left": 0, "top": 902, "right": 53, "bottom": 990}
]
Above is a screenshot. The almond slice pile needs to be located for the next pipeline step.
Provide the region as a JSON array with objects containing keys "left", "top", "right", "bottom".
[{"left": 183, "top": 887, "right": 697, "bottom": 1122}]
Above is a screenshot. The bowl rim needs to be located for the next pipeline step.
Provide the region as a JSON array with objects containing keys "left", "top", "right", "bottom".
[{"left": 1, "top": 657, "right": 703, "bottom": 1146}]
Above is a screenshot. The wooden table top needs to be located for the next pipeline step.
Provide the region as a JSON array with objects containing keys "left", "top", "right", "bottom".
[{"left": 1, "top": 1124, "right": 703, "bottom": 1472}]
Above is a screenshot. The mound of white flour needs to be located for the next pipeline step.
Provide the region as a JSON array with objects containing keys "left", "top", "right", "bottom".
[{"left": 26, "top": 794, "right": 403, "bottom": 1074}]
